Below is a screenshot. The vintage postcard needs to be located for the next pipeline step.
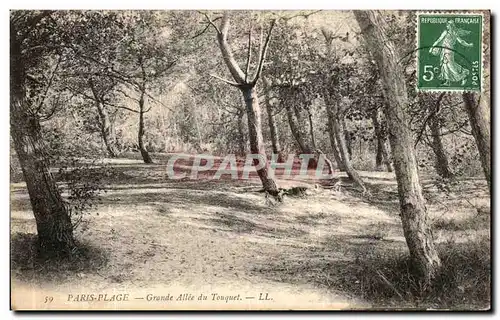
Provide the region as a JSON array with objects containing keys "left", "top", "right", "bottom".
[
  {"left": 416, "top": 12, "right": 484, "bottom": 91},
  {"left": 10, "top": 9, "right": 491, "bottom": 311}
]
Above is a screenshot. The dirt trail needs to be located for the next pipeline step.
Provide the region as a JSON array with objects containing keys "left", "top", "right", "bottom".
[{"left": 10, "top": 158, "right": 490, "bottom": 310}]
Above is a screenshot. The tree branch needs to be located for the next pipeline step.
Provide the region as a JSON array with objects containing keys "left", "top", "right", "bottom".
[
  {"left": 251, "top": 19, "right": 276, "bottom": 85},
  {"left": 191, "top": 16, "right": 222, "bottom": 39},
  {"left": 216, "top": 14, "right": 246, "bottom": 83},
  {"left": 71, "top": 50, "right": 141, "bottom": 89},
  {"left": 117, "top": 88, "right": 140, "bottom": 103},
  {"left": 112, "top": 104, "right": 141, "bottom": 114},
  {"left": 414, "top": 92, "right": 446, "bottom": 148},
  {"left": 210, "top": 74, "right": 241, "bottom": 87},
  {"left": 282, "top": 10, "right": 322, "bottom": 21},
  {"left": 198, "top": 11, "right": 221, "bottom": 34},
  {"left": 245, "top": 25, "right": 253, "bottom": 82},
  {"left": 35, "top": 54, "right": 62, "bottom": 113}
]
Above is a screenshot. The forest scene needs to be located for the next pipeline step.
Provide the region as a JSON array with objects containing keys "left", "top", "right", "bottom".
[{"left": 10, "top": 9, "right": 490, "bottom": 310}]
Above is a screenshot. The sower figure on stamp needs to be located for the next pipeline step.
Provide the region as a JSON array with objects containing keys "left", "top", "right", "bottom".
[{"left": 429, "top": 20, "right": 473, "bottom": 86}]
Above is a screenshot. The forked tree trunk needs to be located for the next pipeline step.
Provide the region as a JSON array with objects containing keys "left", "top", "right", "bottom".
[
  {"left": 323, "top": 91, "right": 365, "bottom": 189},
  {"left": 323, "top": 98, "right": 345, "bottom": 171},
  {"left": 241, "top": 86, "right": 279, "bottom": 196},
  {"left": 285, "top": 103, "right": 308, "bottom": 153},
  {"left": 11, "top": 29, "right": 75, "bottom": 255},
  {"left": 355, "top": 10, "right": 441, "bottom": 282},
  {"left": 89, "top": 80, "right": 119, "bottom": 158},
  {"left": 330, "top": 103, "right": 366, "bottom": 192},
  {"left": 371, "top": 108, "right": 393, "bottom": 172},
  {"left": 285, "top": 103, "right": 318, "bottom": 168},
  {"left": 96, "top": 101, "right": 119, "bottom": 158},
  {"left": 428, "top": 112, "right": 453, "bottom": 178},
  {"left": 138, "top": 91, "right": 153, "bottom": 164},
  {"left": 462, "top": 92, "right": 491, "bottom": 193},
  {"left": 212, "top": 13, "right": 279, "bottom": 198},
  {"left": 263, "top": 79, "right": 284, "bottom": 161}
]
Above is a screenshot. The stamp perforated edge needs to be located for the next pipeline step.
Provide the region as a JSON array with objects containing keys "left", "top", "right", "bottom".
[{"left": 415, "top": 11, "right": 486, "bottom": 93}]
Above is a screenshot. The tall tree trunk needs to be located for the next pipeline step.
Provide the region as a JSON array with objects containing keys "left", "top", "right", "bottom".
[
  {"left": 307, "top": 109, "right": 317, "bottom": 150},
  {"left": 462, "top": 92, "right": 490, "bottom": 192},
  {"left": 193, "top": 112, "right": 203, "bottom": 153},
  {"left": 329, "top": 102, "right": 366, "bottom": 192},
  {"left": 285, "top": 103, "right": 308, "bottom": 152},
  {"left": 285, "top": 102, "right": 318, "bottom": 168},
  {"left": 263, "top": 78, "right": 284, "bottom": 161},
  {"left": 212, "top": 13, "right": 279, "bottom": 198},
  {"left": 371, "top": 108, "right": 393, "bottom": 172},
  {"left": 95, "top": 101, "right": 119, "bottom": 158},
  {"left": 375, "top": 140, "right": 383, "bottom": 170},
  {"left": 428, "top": 112, "right": 453, "bottom": 178},
  {"left": 138, "top": 90, "right": 153, "bottom": 164},
  {"left": 11, "top": 29, "right": 75, "bottom": 255},
  {"left": 237, "top": 109, "right": 246, "bottom": 156},
  {"left": 323, "top": 98, "right": 346, "bottom": 171},
  {"left": 241, "top": 86, "right": 279, "bottom": 197},
  {"left": 355, "top": 10, "right": 441, "bottom": 282},
  {"left": 354, "top": 11, "right": 441, "bottom": 282},
  {"left": 89, "top": 81, "right": 119, "bottom": 158}
]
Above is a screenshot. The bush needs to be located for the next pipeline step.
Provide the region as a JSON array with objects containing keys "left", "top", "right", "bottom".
[
  {"left": 41, "top": 122, "right": 112, "bottom": 232},
  {"left": 56, "top": 158, "right": 110, "bottom": 231}
]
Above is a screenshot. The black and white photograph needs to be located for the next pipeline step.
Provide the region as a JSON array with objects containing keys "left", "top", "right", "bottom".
[{"left": 9, "top": 8, "right": 491, "bottom": 311}]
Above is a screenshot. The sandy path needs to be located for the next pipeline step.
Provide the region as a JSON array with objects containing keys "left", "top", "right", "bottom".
[
  {"left": 11, "top": 161, "right": 489, "bottom": 310},
  {"left": 11, "top": 176, "right": 384, "bottom": 310}
]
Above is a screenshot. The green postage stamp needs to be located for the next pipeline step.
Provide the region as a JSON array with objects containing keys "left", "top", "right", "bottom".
[{"left": 416, "top": 12, "right": 484, "bottom": 92}]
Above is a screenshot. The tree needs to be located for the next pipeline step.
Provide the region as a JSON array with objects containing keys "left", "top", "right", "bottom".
[
  {"left": 320, "top": 28, "right": 366, "bottom": 191},
  {"left": 55, "top": 11, "right": 134, "bottom": 158},
  {"left": 262, "top": 77, "right": 284, "bottom": 161},
  {"left": 10, "top": 11, "right": 76, "bottom": 254},
  {"left": 203, "top": 12, "right": 280, "bottom": 199},
  {"left": 371, "top": 106, "right": 393, "bottom": 172},
  {"left": 116, "top": 11, "right": 178, "bottom": 164},
  {"left": 426, "top": 93, "right": 453, "bottom": 178},
  {"left": 280, "top": 85, "right": 316, "bottom": 157},
  {"left": 358, "top": 60, "right": 394, "bottom": 172},
  {"left": 267, "top": 21, "right": 320, "bottom": 167},
  {"left": 87, "top": 78, "right": 120, "bottom": 158},
  {"left": 462, "top": 92, "right": 491, "bottom": 192},
  {"left": 354, "top": 10, "right": 441, "bottom": 282}
]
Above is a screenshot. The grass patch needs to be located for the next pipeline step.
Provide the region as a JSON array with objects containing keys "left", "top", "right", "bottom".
[
  {"left": 355, "top": 222, "right": 392, "bottom": 240},
  {"left": 432, "top": 214, "right": 490, "bottom": 232},
  {"left": 342, "top": 237, "right": 491, "bottom": 310},
  {"left": 256, "top": 236, "right": 490, "bottom": 310}
]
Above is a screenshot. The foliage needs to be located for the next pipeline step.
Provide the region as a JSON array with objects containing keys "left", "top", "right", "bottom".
[
  {"left": 57, "top": 158, "right": 109, "bottom": 231},
  {"left": 10, "top": 10, "right": 490, "bottom": 309}
]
